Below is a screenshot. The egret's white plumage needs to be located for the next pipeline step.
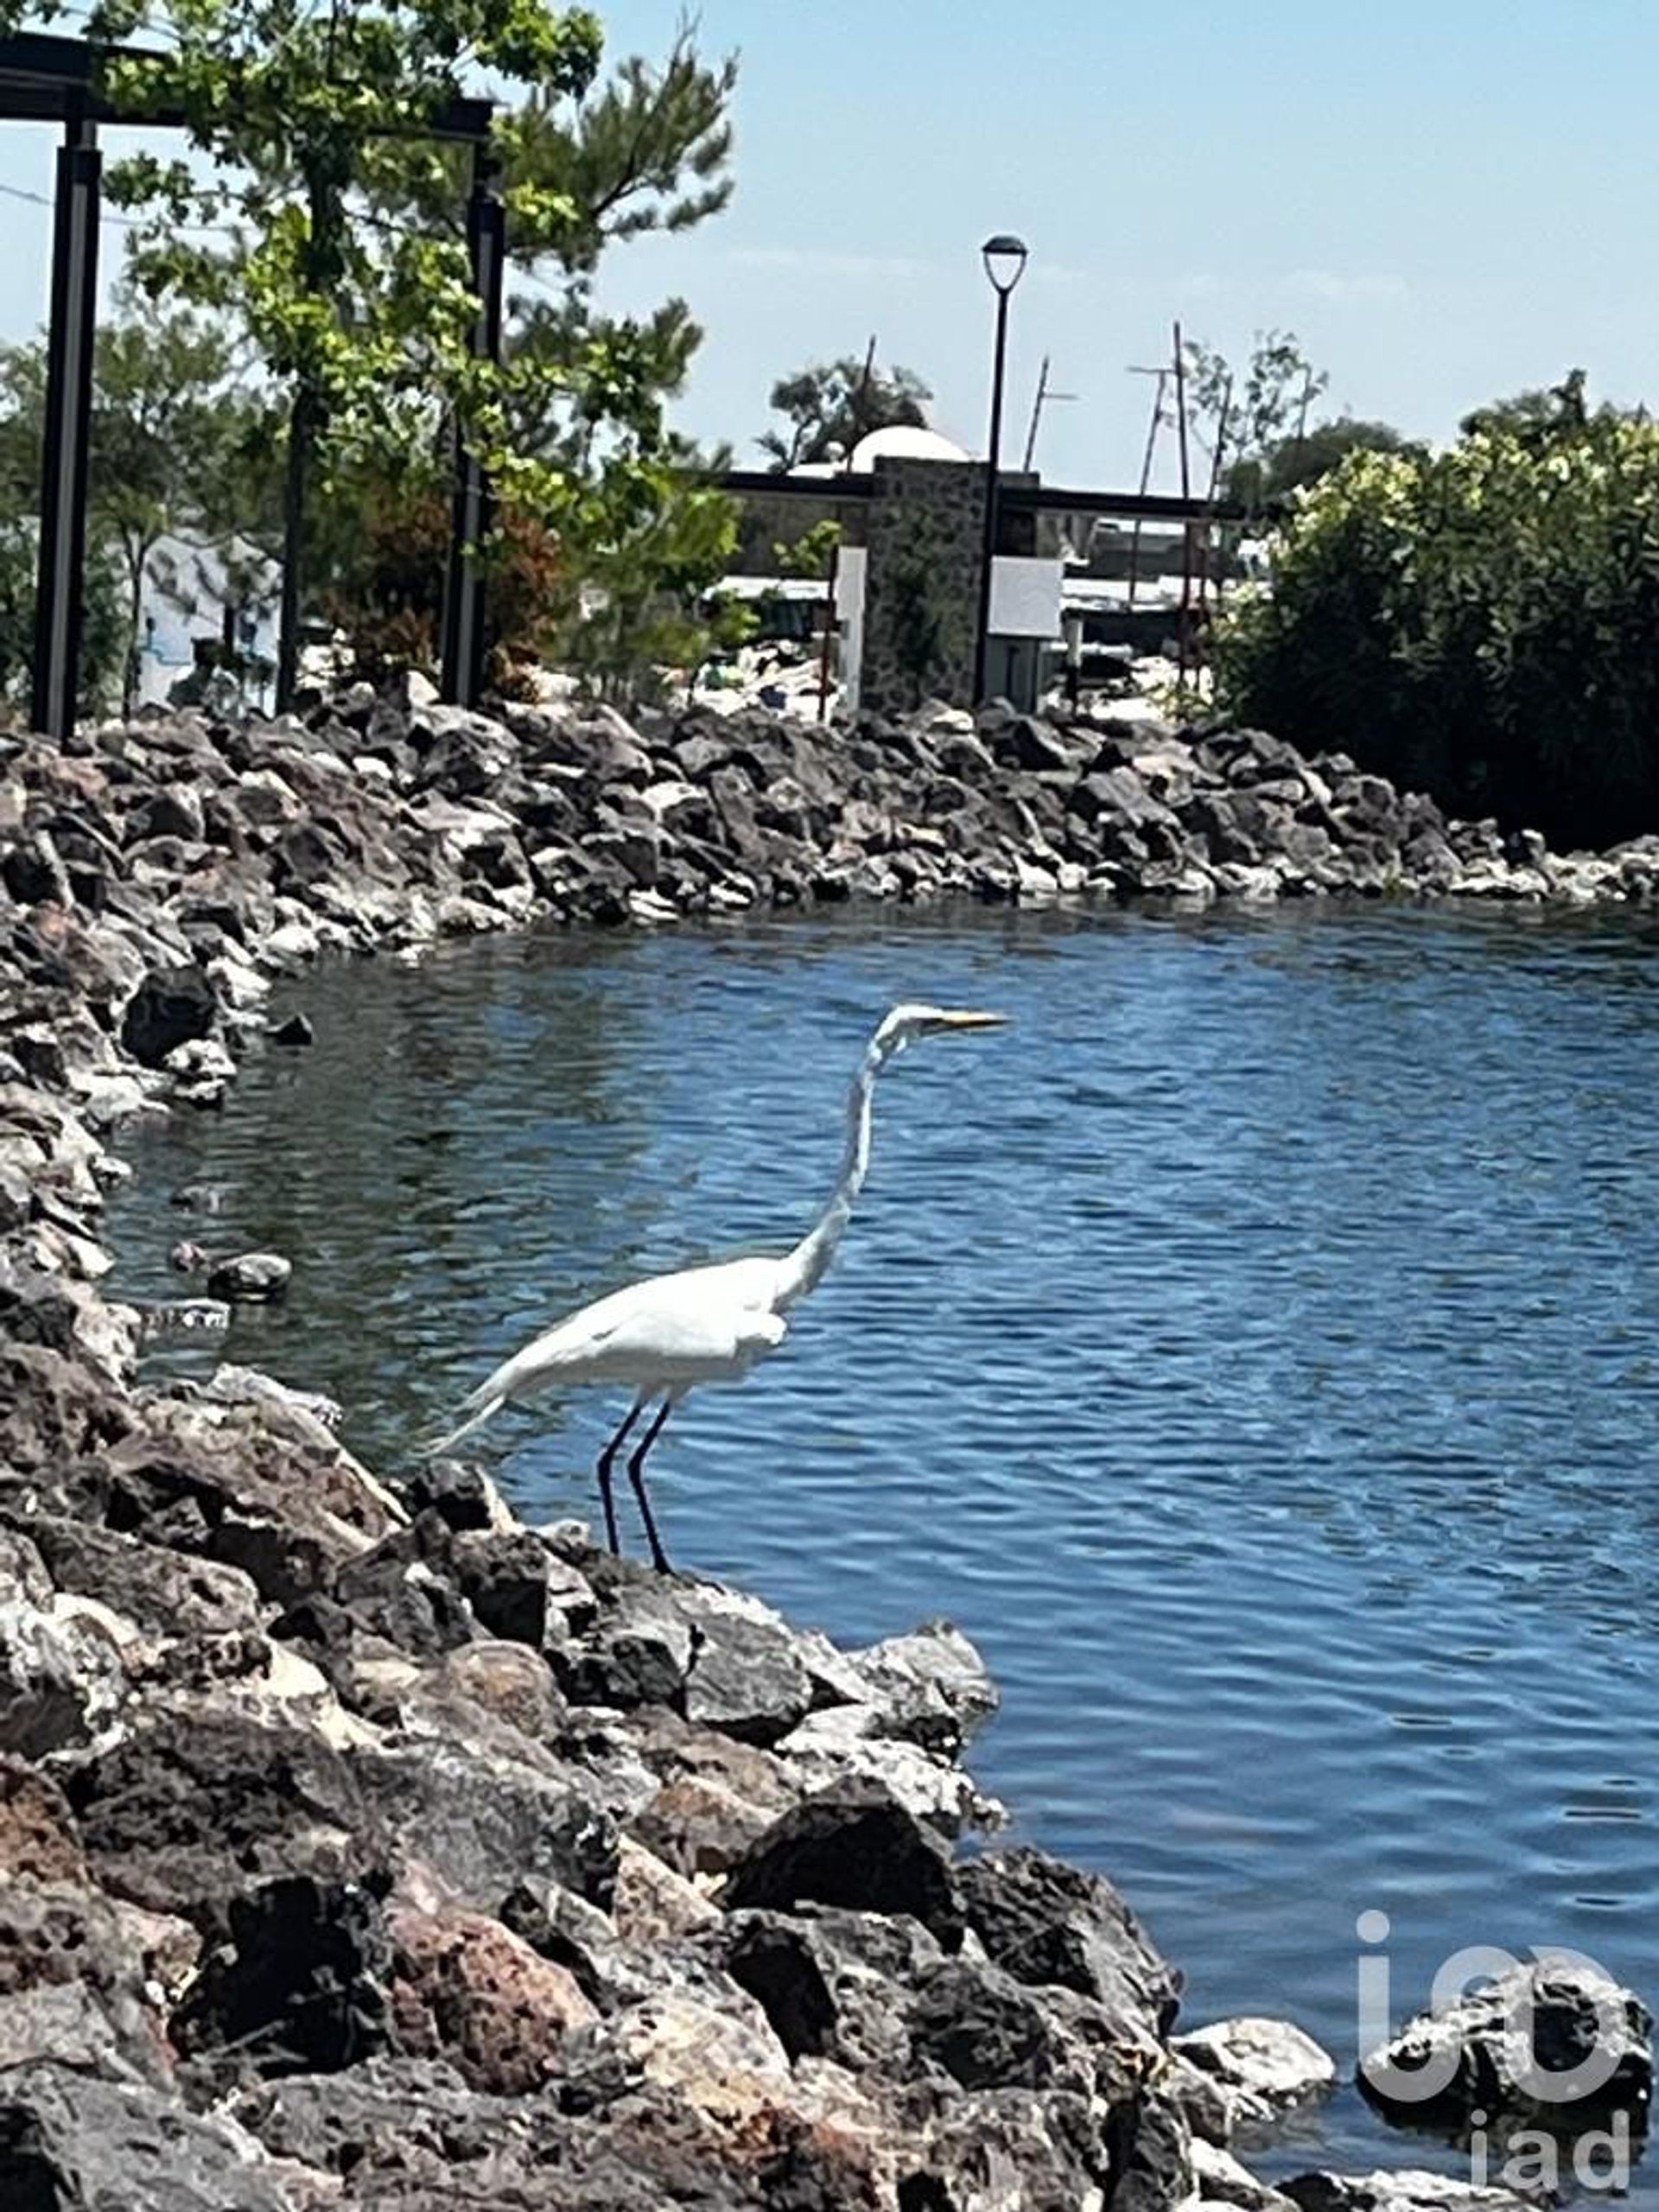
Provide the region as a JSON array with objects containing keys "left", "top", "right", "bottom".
[{"left": 428, "top": 1001, "right": 1005, "bottom": 1570}]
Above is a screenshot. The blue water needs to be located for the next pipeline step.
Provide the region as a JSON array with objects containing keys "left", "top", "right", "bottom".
[{"left": 106, "top": 903, "right": 1659, "bottom": 2188}]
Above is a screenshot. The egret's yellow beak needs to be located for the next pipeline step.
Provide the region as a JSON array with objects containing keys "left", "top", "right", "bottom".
[{"left": 938, "top": 1009, "right": 1009, "bottom": 1030}]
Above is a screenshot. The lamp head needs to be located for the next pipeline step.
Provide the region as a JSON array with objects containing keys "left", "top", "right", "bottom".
[{"left": 981, "top": 232, "right": 1029, "bottom": 296}]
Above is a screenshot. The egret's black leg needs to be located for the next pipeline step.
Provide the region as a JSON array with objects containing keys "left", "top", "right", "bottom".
[
  {"left": 627, "top": 1396, "right": 677, "bottom": 1574},
  {"left": 596, "top": 1398, "right": 645, "bottom": 1554}
]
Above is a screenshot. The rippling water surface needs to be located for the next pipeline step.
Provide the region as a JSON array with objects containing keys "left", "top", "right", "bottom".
[{"left": 105, "top": 902, "right": 1659, "bottom": 2189}]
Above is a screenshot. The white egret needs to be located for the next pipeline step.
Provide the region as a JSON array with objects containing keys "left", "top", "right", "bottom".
[{"left": 427, "top": 1001, "right": 1007, "bottom": 1572}]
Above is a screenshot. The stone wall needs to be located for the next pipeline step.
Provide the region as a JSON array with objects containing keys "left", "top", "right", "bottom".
[
  {"left": 859, "top": 456, "right": 987, "bottom": 716},
  {"left": 728, "top": 482, "right": 867, "bottom": 576}
]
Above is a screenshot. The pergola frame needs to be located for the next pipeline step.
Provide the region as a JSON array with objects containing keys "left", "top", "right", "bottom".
[{"left": 0, "top": 29, "right": 502, "bottom": 737}]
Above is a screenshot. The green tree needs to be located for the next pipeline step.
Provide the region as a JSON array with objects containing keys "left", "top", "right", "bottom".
[
  {"left": 1212, "top": 395, "right": 1659, "bottom": 847},
  {"left": 363, "top": 22, "right": 736, "bottom": 474},
  {"left": 1230, "top": 416, "right": 1419, "bottom": 505},
  {"left": 1184, "top": 329, "right": 1327, "bottom": 507},
  {"left": 1456, "top": 367, "right": 1642, "bottom": 450},
  {"left": 322, "top": 30, "right": 741, "bottom": 691},
  {"left": 1, "top": 3, "right": 744, "bottom": 701},
  {"left": 0, "top": 313, "right": 233, "bottom": 715},
  {"left": 772, "top": 518, "right": 842, "bottom": 579},
  {"left": 0, "top": 524, "right": 127, "bottom": 719},
  {"left": 0, "top": 524, "right": 30, "bottom": 705},
  {"left": 457, "top": 31, "right": 741, "bottom": 693},
  {"left": 83, "top": 0, "right": 604, "bottom": 697},
  {"left": 94, "top": 306, "right": 284, "bottom": 709},
  {"left": 759, "top": 355, "right": 932, "bottom": 471},
  {"left": 485, "top": 31, "right": 734, "bottom": 274},
  {"left": 553, "top": 435, "right": 741, "bottom": 699}
]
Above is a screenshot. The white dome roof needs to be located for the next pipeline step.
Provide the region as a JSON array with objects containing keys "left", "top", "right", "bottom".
[{"left": 847, "top": 424, "right": 972, "bottom": 473}]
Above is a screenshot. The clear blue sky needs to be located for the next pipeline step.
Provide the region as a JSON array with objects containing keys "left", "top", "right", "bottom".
[{"left": 3, "top": 1, "right": 1656, "bottom": 488}]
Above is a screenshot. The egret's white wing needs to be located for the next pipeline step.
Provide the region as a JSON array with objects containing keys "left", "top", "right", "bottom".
[
  {"left": 427, "top": 1253, "right": 789, "bottom": 1453},
  {"left": 569, "top": 1272, "right": 789, "bottom": 1383}
]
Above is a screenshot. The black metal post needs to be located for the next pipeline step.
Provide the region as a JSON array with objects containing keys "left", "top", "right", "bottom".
[
  {"left": 30, "top": 110, "right": 100, "bottom": 742},
  {"left": 972, "top": 283, "right": 1012, "bottom": 707},
  {"left": 440, "top": 140, "right": 506, "bottom": 707}
]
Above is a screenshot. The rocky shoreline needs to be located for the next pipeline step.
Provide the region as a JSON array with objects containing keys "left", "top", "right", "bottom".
[
  {"left": 2, "top": 692, "right": 1650, "bottom": 2208},
  {"left": 4, "top": 686, "right": 1655, "bottom": 1001}
]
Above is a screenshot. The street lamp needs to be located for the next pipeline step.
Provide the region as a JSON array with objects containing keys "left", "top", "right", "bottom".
[{"left": 973, "top": 232, "right": 1028, "bottom": 705}]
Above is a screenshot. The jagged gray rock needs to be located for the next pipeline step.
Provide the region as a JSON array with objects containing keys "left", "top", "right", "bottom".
[
  {"left": 1359, "top": 1955, "right": 1652, "bottom": 2126},
  {"left": 958, "top": 1844, "right": 1183, "bottom": 2032},
  {"left": 722, "top": 1779, "right": 966, "bottom": 1946},
  {"left": 1284, "top": 2172, "right": 1538, "bottom": 2212},
  {"left": 0, "top": 1595, "right": 125, "bottom": 1758},
  {"left": 0, "top": 2062, "right": 297, "bottom": 2209},
  {"left": 1173, "top": 2015, "right": 1338, "bottom": 2136},
  {"left": 207, "top": 1250, "right": 292, "bottom": 1301}
]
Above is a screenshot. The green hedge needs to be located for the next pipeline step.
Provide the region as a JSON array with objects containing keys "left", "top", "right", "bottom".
[{"left": 1212, "top": 416, "right": 1659, "bottom": 850}]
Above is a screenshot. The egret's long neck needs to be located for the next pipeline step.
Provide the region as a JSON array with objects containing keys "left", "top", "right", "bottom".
[{"left": 774, "top": 1039, "right": 886, "bottom": 1309}]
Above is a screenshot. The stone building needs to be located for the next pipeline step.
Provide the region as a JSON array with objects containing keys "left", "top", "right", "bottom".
[
  {"left": 719, "top": 425, "right": 1238, "bottom": 715},
  {"left": 724, "top": 425, "right": 1067, "bottom": 716}
]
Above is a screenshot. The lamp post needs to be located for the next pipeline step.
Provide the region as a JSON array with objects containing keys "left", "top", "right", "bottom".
[{"left": 972, "top": 231, "right": 1027, "bottom": 706}]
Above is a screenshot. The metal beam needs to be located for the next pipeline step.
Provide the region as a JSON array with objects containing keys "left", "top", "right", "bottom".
[
  {"left": 29, "top": 110, "right": 100, "bottom": 742},
  {"left": 1001, "top": 482, "right": 1260, "bottom": 524},
  {"left": 0, "top": 32, "right": 490, "bottom": 137},
  {"left": 708, "top": 471, "right": 1260, "bottom": 525},
  {"left": 439, "top": 139, "right": 505, "bottom": 708}
]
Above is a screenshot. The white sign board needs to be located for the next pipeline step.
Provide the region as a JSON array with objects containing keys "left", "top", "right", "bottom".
[
  {"left": 834, "top": 543, "right": 868, "bottom": 713},
  {"left": 988, "top": 555, "right": 1065, "bottom": 640}
]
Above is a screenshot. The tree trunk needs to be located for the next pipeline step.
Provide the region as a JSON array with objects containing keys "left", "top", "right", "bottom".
[
  {"left": 276, "top": 382, "right": 314, "bottom": 713},
  {"left": 121, "top": 543, "right": 144, "bottom": 719},
  {"left": 276, "top": 156, "right": 346, "bottom": 713}
]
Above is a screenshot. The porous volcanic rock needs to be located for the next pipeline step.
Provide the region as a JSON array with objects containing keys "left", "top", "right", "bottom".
[{"left": 1358, "top": 1955, "right": 1652, "bottom": 2127}]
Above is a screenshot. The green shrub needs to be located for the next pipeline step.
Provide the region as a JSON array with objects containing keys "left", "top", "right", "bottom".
[{"left": 1212, "top": 411, "right": 1659, "bottom": 849}]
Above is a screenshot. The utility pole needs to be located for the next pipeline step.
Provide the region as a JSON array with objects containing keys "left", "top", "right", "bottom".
[
  {"left": 1021, "top": 353, "right": 1078, "bottom": 474},
  {"left": 848, "top": 332, "right": 878, "bottom": 453},
  {"left": 1124, "top": 363, "right": 1168, "bottom": 609},
  {"left": 1196, "top": 373, "right": 1233, "bottom": 627},
  {"left": 1294, "top": 365, "right": 1317, "bottom": 461},
  {"left": 1173, "top": 320, "right": 1193, "bottom": 692}
]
